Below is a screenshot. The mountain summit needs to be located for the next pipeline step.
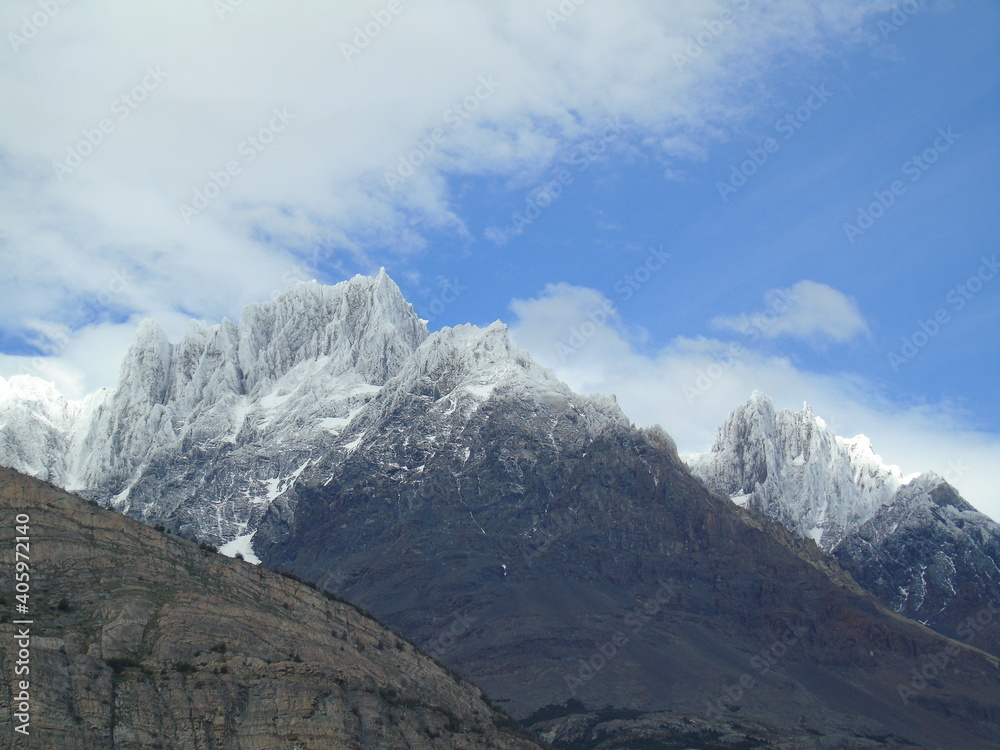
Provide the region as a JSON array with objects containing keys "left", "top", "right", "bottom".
[
  {"left": 685, "top": 391, "right": 910, "bottom": 549},
  {"left": 687, "top": 392, "right": 1000, "bottom": 656},
  {"left": 3, "top": 276, "right": 1000, "bottom": 746},
  {"left": 0, "top": 272, "right": 624, "bottom": 547}
]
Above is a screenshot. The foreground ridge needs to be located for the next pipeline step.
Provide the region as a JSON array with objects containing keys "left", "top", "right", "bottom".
[{"left": 0, "top": 467, "right": 542, "bottom": 749}]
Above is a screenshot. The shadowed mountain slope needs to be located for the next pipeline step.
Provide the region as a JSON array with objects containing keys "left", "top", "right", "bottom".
[{"left": 0, "top": 467, "right": 543, "bottom": 750}]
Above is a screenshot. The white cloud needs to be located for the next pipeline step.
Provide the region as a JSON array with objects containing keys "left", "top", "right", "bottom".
[
  {"left": 509, "top": 283, "right": 1000, "bottom": 522},
  {"left": 711, "top": 280, "right": 870, "bottom": 344},
  {"left": 0, "top": 0, "right": 896, "bottom": 391}
]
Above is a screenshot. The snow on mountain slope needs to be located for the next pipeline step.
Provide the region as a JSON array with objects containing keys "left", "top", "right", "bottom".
[
  {"left": 684, "top": 391, "right": 906, "bottom": 549},
  {"left": 338, "top": 320, "right": 626, "bottom": 459},
  {"left": 0, "top": 375, "right": 107, "bottom": 484},
  {"left": 833, "top": 471, "right": 1000, "bottom": 654},
  {"left": 0, "top": 273, "right": 427, "bottom": 540},
  {"left": 687, "top": 393, "right": 1000, "bottom": 655},
  {"left": 0, "top": 272, "right": 628, "bottom": 553}
]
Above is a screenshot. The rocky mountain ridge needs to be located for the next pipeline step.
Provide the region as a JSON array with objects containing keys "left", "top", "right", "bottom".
[
  {"left": 686, "top": 392, "right": 1000, "bottom": 656},
  {"left": 3, "top": 275, "right": 1000, "bottom": 747},
  {"left": 0, "top": 271, "right": 623, "bottom": 551}
]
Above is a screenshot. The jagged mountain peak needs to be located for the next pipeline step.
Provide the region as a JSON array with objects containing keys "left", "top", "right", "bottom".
[
  {"left": 1, "top": 372, "right": 71, "bottom": 405},
  {"left": 2, "top": 271, "right": 634, "bottom": 549},
  {"left": 235, "top": 272, "right": 428, "bottom": 391},
  {"left": 0, "top": 373, "right": 84, "bottom": 483},
  {"left": 892, "top": 471, "right": 977, "bottom": 513},
  {"left": 415, "top": 320, "right": 557, "bottom": 388},
  {"left": 689, "top": 393, "right": 904, "bottom": 547},
  {"left": 690, "top": 393, "right": 1000, "bottom": 656},
  {"left": 108, "top": 272, "right": 428, "bottom": 413},
  {"left": 324, "top": 316, "right": 631, "bottom": 479},
  {"left": 422, "top": 320, "right": 625, "bottom": 424}
]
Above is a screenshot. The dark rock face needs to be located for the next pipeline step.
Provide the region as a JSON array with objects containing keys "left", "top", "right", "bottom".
[
  {"left": 4, "top": 278, "right": 1000, "bottom": 747},
  {"left": 689, "top": 394, "right": 1000, "bottom": 660},
  {"left": 833, "top": 478, "right": 1000, "bottom": 658},
  {"left": 256, "top": 391, "right": 1000, "bottom": 748},
  {"left": 0, "top": 468, "right": 542, "bottom": 750}
]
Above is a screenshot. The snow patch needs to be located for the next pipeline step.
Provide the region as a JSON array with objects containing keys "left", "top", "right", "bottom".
[
  {"left": 219, "top": 532, "right": 261, "bottom": 565},
  {"left": 318, "top": 405, "right": 365, "bottom": 434},
  {"left": 259, "top": 460, "right": 310, "bottom": 504},
  {"left": 463, "top": 382, "right": 495, "bottom": 399}
]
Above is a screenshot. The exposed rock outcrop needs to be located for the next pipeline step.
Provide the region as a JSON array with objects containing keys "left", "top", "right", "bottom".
[{"left": 0, "top": 467, "right": 542, "bottom": 749}]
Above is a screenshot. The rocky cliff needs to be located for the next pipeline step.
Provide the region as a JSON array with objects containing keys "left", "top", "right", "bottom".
[
  {"left": 3, "top": 278, "right": 1000, "bottom": 748},
  {"left": 687, "top": 393, "right": 1000, "bottom": 658},
  {"left": 262, "top": 414, "right": 1000, "bottom": 748},
  {"left": 0, "top": 467, "right": 542, "bottom": 749}
]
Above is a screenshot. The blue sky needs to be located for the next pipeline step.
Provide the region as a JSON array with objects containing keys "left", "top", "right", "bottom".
[{"left": 0, "top": 0, "right": 998, "bottom": 516}]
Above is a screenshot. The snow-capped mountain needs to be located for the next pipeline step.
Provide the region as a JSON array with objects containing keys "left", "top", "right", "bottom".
[
  {"left": 0, "top": 375, "right": 93, "bottom": 483},
  {"left": 684, "top": 391, "right": 912, "bottom": 549},
  {"left": 687, "top": 393, "right": 1000, "bottom": 655},
  {"left": 0, "top": 270, "right": 623, "bottom": 547},
  {"left": 836, "top": 472, "right": 1000, "bottom": 652},
  {"left": 3, "top": 274, "right": 1000, "bottom": 746}
]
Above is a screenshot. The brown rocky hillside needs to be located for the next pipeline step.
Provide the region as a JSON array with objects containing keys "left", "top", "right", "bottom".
[{"left": 0, "top": 467, "right": 543, "bottom": 749}]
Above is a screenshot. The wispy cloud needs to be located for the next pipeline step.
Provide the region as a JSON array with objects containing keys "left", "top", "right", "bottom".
[
  {"left": 509, "top": 283, "right": 1000, "bottom": 521},
  {"left": 711, "top": 280, "right": 870, "bottom": 345},
  {"left": 0, "top": 0, "right": 895, "bottom": 393}
]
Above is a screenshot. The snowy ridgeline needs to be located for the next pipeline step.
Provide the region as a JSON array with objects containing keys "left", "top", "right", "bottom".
[
  {"left": 685, "top": 392, "right": 1000, "bottom": 627},
  {"left": 0, "top": 270, "right": 624, "bottom": 555},
  {"left": 3, "top": 271, "right": 995, "bottom": 631},
  {"left": 684, "top": 391, "right": 919, "bottom": 550}
]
